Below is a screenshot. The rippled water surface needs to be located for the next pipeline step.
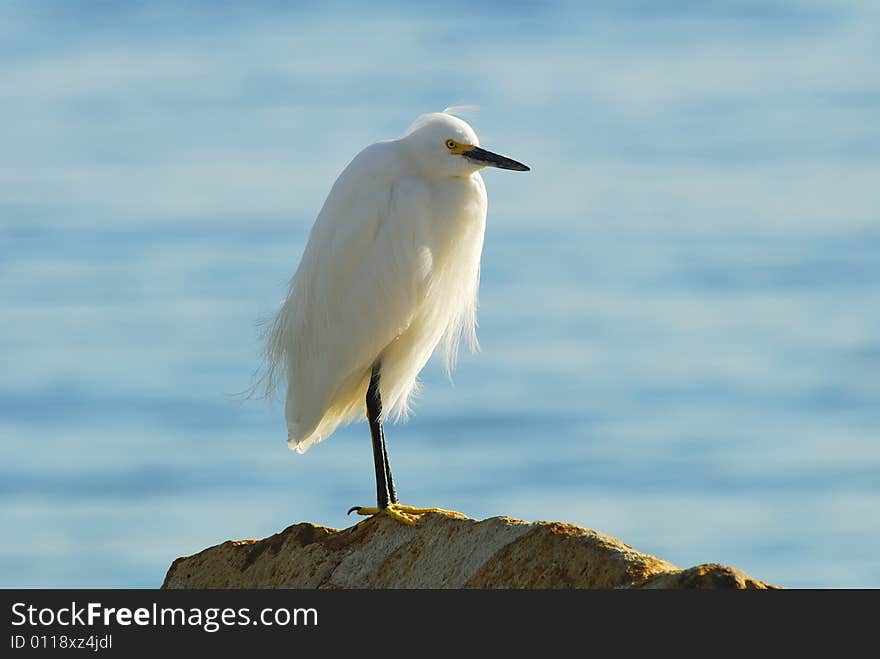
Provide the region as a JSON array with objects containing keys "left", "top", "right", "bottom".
[{"left": 2, "top": 1, "right": 879, "bottom": 587}]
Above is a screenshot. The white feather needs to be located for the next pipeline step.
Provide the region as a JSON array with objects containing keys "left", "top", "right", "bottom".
[
  {"left": 442, "top": 105, "right": 480, "bottom": 120},
  {"left": 261, "top": 112, "right": 489, "bottom": 453}
]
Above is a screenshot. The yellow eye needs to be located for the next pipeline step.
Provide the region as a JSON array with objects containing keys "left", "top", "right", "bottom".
[{"left": 445, "top": 139, "right": 456, "bottom": 150}]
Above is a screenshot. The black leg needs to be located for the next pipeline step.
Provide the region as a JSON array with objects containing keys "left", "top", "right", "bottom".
[
  {"left": 383, "top": 433, "right": 399, "bottom": 504},
  {"left": 366, "top": 362, "right": 398, "bottom": 508}
]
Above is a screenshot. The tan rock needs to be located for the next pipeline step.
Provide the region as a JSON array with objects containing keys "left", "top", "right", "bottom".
[
  {"left": 161, "top": 512, "right": 779, "bottom": 589},
  {"left": 637, "top": 563, "right": 774, "bottom": 589}
]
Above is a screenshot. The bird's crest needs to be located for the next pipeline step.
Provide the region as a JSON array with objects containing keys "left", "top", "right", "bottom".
[{"left": 442, "top": 105, "right": 480, "bottom": 120}]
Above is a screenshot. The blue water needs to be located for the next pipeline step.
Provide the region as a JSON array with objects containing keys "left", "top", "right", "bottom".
[{"left": 2, "top": 1, "right": 879, "bottom": 588}]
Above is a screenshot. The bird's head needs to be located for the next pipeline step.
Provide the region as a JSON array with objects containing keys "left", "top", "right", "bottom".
[{"left": 401, "top": 111, "right": 530, "bottom": 178}]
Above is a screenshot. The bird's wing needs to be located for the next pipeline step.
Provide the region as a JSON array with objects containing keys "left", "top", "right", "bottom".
[{"left": 267, "top": 143, "right": 434, "bottom": 451}]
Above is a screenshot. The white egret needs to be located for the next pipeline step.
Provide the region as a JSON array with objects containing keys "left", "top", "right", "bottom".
[{"left": 261, "top": 109, "right": 529, "bottom": 525}]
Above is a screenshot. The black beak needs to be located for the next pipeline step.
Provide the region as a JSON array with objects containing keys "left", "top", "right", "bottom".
[{"left": 463, "top": 146, "right": 530, "bottom": 172}]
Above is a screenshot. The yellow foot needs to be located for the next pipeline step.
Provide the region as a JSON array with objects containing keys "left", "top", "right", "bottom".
[{"left": 346, "top": 503, "right": 463, "bottom": 526}]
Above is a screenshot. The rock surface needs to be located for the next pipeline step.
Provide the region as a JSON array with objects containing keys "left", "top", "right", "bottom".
[{"left": 162, "top": 512, "right": 778, "bottom": 589}]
